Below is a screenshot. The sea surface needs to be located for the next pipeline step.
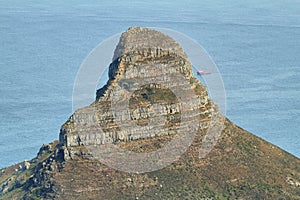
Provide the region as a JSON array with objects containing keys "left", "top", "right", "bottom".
[{"left": 0, "top": 0, "right": 299, "bottom": 168}]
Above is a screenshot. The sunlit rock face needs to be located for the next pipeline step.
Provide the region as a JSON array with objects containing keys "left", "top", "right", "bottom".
[{"left": 59, "top": 26, "right": 218, "bottom": 151}]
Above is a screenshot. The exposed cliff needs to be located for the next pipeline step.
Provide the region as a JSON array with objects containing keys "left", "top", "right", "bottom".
[
  {"left": 59, "top": 26, "right": 215, "bottom": 149},
  {"left": 1, "top": 27, "right": 300, "bottom": 200}
]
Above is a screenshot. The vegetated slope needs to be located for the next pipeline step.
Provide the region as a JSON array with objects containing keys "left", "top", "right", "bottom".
[{"left": 1, "top": 119, "right": 300, "bottom": 199}]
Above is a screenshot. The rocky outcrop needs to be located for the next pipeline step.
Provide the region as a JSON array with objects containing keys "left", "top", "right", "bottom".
[
  {"left": 59, "top": 26, "right": 218, "bottom": 152},
  {"left": 1, "top": 27, "right": 300, "bottom": 200},
  {"left": 0, "top": 177, "right": 14, "bottom": 194}
]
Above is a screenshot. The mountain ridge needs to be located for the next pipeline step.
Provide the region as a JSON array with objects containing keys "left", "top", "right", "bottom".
[{"left": 1, "top": 26, "right": 300, "bottom": 199}]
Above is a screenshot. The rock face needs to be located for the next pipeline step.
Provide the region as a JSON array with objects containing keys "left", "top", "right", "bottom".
[
  {"left": 59, "top": 26, "right": 217, "bottom": 151},
  {"left": 1, "top": 27, "right": 300, "bottom": 200}
]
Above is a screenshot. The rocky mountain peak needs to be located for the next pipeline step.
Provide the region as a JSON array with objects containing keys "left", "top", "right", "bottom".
[
  {"left": 1, "top": 27, "right": 299, "bottom": 200},
  {"left": 58, "top": 26, "right": 213, "bottom": 154},
  {"left": 112, "top": 26, "right": 187, "bottom": 62}
]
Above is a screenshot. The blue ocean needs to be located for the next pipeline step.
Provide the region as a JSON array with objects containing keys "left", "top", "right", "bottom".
[{"left": 0, "top": 0, "right": 299, "bottom": 168}]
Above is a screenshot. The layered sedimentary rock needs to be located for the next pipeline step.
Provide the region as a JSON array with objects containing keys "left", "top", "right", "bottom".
[
  {"left": 2, "top": 27, "right": 300, "bottom": 200},
  {"left": 59, "top": 26, "right": 218, "bottom": 152}
]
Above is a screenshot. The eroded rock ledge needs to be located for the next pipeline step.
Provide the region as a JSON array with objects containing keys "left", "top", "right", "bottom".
[{"left": 59, "top": 26, "right": 219, "bottom": 152}]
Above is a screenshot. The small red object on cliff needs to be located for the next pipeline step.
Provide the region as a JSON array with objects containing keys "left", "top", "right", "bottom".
[{"left": 197, "top": 70, "right": 211, "bottom": 75}]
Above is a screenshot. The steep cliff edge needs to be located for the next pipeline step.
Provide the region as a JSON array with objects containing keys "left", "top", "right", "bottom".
[{"left": 1, "top": 27, "right": 300, "bottom": 199}]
